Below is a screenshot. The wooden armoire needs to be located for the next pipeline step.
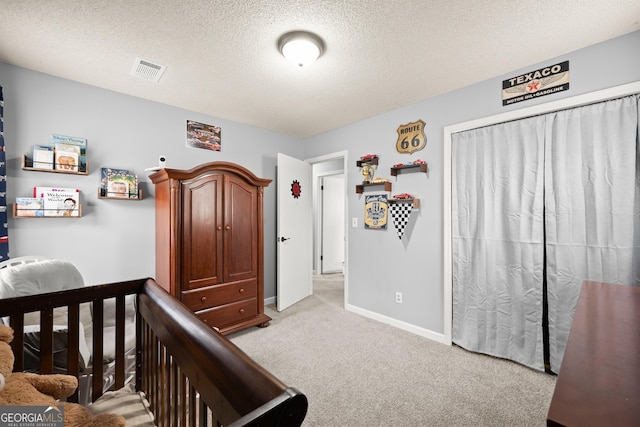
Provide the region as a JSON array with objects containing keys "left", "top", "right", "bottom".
[{"left": 150, "top": 162, "right": 272, "bottom": 335}]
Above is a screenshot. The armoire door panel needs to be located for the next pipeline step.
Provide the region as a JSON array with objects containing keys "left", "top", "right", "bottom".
[
  {"left": 182, "top": 174, "right": 224, "bottom": 289},
  {"left": 224, "top": 176, "right": 258, "bottom": 282}
]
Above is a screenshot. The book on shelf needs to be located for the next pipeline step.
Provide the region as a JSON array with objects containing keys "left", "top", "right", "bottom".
[
  {"left": 100, "top": 167, "right": 128, "bottom": 196},
  {"left": 122, "top": 173, "right": 139, "bottom": 199},
  {"left": 33, "top": 186, "right": 80, "bottom": 217},
  {"left": 106, "top": 177, "right": 129, "bottom": 198},
  {"left": 53, "top": 143, "right": 81, "bottom": 172},
  {"left": 101, "top": 168, "right": 139, "bottom": 198},
  {"left": 50, "top": 134, "right": 87, "bottom": 170},
  {"left": 32, "top": 145, "right": 54, "bottom": 169},
  {"left": 15, "top": 197, "right": 44, "bottom": 217}
]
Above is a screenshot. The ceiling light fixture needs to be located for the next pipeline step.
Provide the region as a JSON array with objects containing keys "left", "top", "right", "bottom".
[{"left": 277, "top": 31, "right": 325, "bottom": 67}]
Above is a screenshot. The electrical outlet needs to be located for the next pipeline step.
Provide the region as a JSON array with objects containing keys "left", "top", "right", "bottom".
[{"left": 395, "top": 292, "right": 402, "bottom": 303}]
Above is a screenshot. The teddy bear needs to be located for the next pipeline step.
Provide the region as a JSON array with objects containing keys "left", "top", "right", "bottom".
[{"left": 0, "top": 324, "right": 126, "bottom": 427}]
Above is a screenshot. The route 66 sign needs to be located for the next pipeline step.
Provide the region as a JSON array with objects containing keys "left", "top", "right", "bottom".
[{"left": 396, "top": 119, "right": 426, "bottom": 154}]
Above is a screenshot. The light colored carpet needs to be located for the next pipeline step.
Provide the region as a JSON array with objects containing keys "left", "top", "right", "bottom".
[{"left": 229, "top": 274, "right": 556, "bottom": 426}]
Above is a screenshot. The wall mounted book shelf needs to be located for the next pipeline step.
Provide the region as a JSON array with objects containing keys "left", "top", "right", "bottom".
[
  {"left": 22, "top": 155, "right": 89, "bottom": 175},
  {"left": 13, "top": 204, "right": 82, "bottom": 218},
  {"left": 97, "top": 188, "right": 143, "bottom": 200}
]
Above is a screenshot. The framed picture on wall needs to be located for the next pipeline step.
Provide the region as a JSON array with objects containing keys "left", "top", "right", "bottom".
[
  {"left": 186, "top": 120, "right": 221, "bottom": 151},
  {"left": 364, "top": 194, "right": 388, "bottom": 230}
]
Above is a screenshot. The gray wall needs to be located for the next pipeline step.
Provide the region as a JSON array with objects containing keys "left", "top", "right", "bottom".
[
  {"left": 0, "top": 63, "right": 302, "bottom": 298},
  {"left": 303, "top": 30, "right": 640, "bottom": 337},
  {"left": 1, "top": 30, "right": 638, "bottom": 340}
]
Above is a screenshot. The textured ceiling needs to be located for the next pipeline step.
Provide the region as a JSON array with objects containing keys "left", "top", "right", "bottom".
[{"left": 1, "top": 1, "right": 639, "bottom": 138}]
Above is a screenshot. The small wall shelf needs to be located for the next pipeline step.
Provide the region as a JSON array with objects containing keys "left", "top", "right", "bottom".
[
  {"left": 22, "top": 155, "right": 89, "bottom": 175},
  {"left": 356, "top": 157, "right": 379, "bottom": 167},
  {"left": 13, "top": 204, "right": 82, "bottom": 218},
  {"left": 97, "top": 189, "right": 143, "bottom": 200},
  {"left": 355, "top": 181, "right": 392, "bottom": 194},
  {"left": 388, "top": 198, "right": 420, "bottom": 209},
  {"left": 390, "top": 163, "right": 427, "bottom": 176}
]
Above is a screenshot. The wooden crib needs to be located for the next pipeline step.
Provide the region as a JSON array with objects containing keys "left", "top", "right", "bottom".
[{"left": 0, "top": 277, "right": 308, "bottom": 426}]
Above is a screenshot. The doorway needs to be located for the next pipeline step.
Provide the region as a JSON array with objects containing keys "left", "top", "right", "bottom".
[
  {"left": 307, "top": 151, "right": 348, "bottom": 305},
  {"left": 319, "top": 174, "right": 345, "bottom": 274}
]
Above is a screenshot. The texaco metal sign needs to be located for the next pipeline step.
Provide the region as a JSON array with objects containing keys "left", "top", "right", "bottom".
[{"left": 502, "top": 61, "right": 570, "bottom": 106}]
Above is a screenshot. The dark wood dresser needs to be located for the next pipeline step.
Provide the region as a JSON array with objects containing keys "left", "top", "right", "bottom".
[
  {"left": 547, "top": 280, "right": 640, "bottom": 426},
  {"left": 150, "top": 162, "right": 272, "bottom": 335}
]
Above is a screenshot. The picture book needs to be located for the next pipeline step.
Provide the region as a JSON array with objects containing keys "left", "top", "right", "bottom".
[
  {"left": 32, "top": 145, "right": 54, "bottom": 169},
  {"left": 15, "top": 197, "right": 44, "bottom": 217},
  {"left": 100, "top": 167, "right": 129, "bottom": 196},
  {"left": 33, "top": 186, "right": 80, "bottom": 217},
  {"left": 106, "top": 176, "right": 129, "bottom": 198},
  {"left": 54, "top": 143, "right": 80, "bottom": 172},
  {"left": 104, "top": 169, "right": 139, "bottom": 198},
  {"left": 121, "top": 172, "right": 139, "bottom": 199},
  {"left": 50, "top": 134, "right": 87, "bottom": 169}
]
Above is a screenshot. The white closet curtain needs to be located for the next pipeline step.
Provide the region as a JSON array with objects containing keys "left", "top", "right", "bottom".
[
  {"left": 452, "top": 117, "right": 546, "bottom": 371},
  {"left": 545, "top": 95, "right": 640, "bottom": 372},
  {"left": 452, "top": 94, "right": 640, "bottom": 372}
]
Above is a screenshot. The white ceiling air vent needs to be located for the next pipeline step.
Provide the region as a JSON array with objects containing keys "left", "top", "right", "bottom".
[{"left": 131, "top": 57, "right": 166, "bottom": 83}]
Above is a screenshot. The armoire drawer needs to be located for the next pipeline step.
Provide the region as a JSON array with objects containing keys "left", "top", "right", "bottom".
[
  {"left": 196, "top": 298, "right": 258, "bottom": 328},
  {"left": 181, "top": 280, "right": 257, "bottom": 312}
]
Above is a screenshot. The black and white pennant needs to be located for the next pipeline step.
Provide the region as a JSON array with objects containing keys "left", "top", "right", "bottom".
[{"left": 389, "top": 201, "right": 413, "bottom": 239}]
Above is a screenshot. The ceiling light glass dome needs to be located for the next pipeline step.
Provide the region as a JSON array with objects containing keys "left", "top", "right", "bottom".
[{"left": 278, "top": 31, "right": 325, "bottom": 67}]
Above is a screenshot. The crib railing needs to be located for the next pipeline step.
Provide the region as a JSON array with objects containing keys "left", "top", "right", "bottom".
[
  {"left": 0, "top": 278, "right": 308, "bottom": 426},
  {"left": 0, "top": 278, "right": 142, "bottom": 403}
]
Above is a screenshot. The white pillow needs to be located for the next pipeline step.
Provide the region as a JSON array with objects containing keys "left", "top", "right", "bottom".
[
  {"left": 0, "top": 258, "right": 92, "bottom": 327},
  {"left": 0, "top": 259, "right": 85, "bottom": 298},
  {"left": 94, "top": 294, "right": 137, "bottom": 328},
  {"left": 0, "top": 259, "right": 92, "bottom": 370}
]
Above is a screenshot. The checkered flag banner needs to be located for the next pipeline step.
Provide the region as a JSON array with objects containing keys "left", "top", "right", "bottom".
[{"left": 389, "top": 201, "right": 413, "bottom": 239}]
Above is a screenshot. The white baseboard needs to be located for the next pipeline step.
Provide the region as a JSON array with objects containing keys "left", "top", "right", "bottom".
[
  {"left": 263, "top": 297, "right": 448, "bottom": 345},
  {"left": 345, "top": 303, "right": 448, "bottom": 345}
]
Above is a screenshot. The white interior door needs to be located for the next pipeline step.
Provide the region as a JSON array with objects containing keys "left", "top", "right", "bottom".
[
  {"left": 321, "top": 174, "right": 345, "bottom": 273},
  {"left": 277, "top": 153, "right": 312, "bottom": 311}
]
